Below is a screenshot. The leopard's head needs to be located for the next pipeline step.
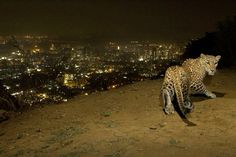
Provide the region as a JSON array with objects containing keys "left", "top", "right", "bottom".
[{"left": 200, "top": 53, "right": 221, "bottom": 76}]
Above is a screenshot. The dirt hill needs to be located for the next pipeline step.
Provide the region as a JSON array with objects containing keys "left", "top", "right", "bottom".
[{"left": 0, "top": 69, "right": 236, "bottom": 157}]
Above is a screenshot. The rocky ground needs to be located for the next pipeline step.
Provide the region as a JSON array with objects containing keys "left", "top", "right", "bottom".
[{"left": 0, "top": 68, "right": 236, "bottom": 157}]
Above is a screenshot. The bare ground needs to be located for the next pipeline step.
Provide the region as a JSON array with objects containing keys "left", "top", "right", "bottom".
[{"left": 1, "top": 69, "right": 236, "bottom": 157}]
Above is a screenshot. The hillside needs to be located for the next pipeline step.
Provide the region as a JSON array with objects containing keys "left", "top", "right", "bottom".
[{"left": 0, "top": 68, "right": 236, "bottom": 157}]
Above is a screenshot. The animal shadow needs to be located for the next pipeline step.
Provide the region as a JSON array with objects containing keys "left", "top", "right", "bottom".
[
  {"left": 172, "top": 96, "right": 197, "bottom": 127},
  {"left": 191, "top": 91, "right": 225, "bottom": 102}
]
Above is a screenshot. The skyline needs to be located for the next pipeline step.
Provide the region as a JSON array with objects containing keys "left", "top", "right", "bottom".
[{"left": 0, "top": 0, "right": 236, "bottom": 42}]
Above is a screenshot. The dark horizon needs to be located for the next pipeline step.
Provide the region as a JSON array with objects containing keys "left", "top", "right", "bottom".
[{"left": 0, "top": 0, "right": 236, "bottom": 42}]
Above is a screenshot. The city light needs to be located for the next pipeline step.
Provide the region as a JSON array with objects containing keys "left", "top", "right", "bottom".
[
  {"left": 0, "top": 35, "right": 182, "bottom": 106},
  {"left": 138, "top": 57, "right": 144, "bottom": 61}
]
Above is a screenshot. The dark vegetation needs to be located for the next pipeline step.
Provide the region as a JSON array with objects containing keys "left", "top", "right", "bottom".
[{"left": 183, "top": 16, "right": 236, "bottom": 67}]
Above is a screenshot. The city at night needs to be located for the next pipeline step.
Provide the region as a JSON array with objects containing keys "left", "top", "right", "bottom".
[{"left": 0, "top": 0, "right": 236, "bottom": 157}]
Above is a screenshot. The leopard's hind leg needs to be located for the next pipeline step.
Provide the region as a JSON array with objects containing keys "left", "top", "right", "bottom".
[{"left": 162, "top": 89, "right": 175, "bottom": 114}]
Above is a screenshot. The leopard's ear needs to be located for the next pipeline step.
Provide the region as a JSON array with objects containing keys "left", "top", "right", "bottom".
[
  {"left": 200, "top": 53, "right": 205, "bottom": 58},
  {"left": 216, "top": 55, "right": 221, "bottom": 61}
]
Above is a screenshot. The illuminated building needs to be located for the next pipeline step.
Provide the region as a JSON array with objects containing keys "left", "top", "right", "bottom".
[{"left": 63, "top": 74, "right": 79, "bottom": 88}]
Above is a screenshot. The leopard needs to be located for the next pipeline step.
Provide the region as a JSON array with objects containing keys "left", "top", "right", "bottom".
[{"left": 161, "top": 54, "right": 221, "bottom": 118}]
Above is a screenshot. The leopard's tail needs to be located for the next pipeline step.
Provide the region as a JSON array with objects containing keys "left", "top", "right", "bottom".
[
  {"left": 172, "top": 74, "right": 185, "bottom": 115},
  {"left": 173, "top": 73, "right": 196, "bottom": 126}
]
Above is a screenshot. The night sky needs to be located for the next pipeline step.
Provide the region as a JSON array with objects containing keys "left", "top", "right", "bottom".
[{"left": 0, "top": 0, "right": 236, "bottom": 42}]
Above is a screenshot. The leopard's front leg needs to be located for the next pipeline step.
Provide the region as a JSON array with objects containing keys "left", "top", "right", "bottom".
[{"left": 191, "top": 82, "right": 216, "bottom": 98}]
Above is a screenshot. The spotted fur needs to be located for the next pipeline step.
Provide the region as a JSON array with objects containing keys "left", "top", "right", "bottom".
[
  {"left": 182, "top": 54, "right": 221, "bottom": 98},
  {"left": 161, "top": 66, "right": 193, "bottom": 115}
]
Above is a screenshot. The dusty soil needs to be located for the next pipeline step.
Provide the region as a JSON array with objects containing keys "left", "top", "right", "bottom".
[{"left": 1, "top": 69, "right": 236, "bottom": 157}]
